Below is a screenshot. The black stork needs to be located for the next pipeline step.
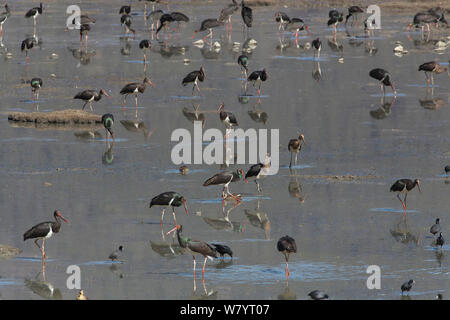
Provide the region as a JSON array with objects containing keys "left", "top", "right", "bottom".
[
  {"left": 238, "top": 54, "right": 249, "bottom": 79},
  {"left": 147, "top": 9, "right": 164, "bottom": 32},
  {"left": 79, "top": 24, "right": 90, "bottom": 46},
  {"left": 192, "top": 18, "right": 224, "bottom": 43},
  {"left": 21, "top": 37, "right": 37, "bottom": 64},
  {"left": 167, "top": 225, "right": 219, "bottom": 283},
  {"left": 277, "top": 235, "right": 297, "bottom": 278},
  {"left": 156, "top": 13, "right": 175, "bottom": 39},
  {"left": 210, "top": 243, "right": 233, "bottom": 258},
  {"left": 182, "top": 66, "right": 205, "bottom": 96},
  {"left": 430, "top": 218, "right": 441, "bottom": 236},
  {"left": 203, "top": 169, "right": 247, "bottom": 204},
  {"left": 401, "top": 279, "right": 415, "bottom": 295},
  {"left": 241, "top": 0, "right": 252, "bottom": 34},
  {"left": 418, "top": 61, "right": 449, "bottom": 87},
  {"left": 150, "top": 192, "right": 188, "bottom": 227},
  {"left": 121, "top": 14, "right": 136, "bottom": 37},
  {"left": 436, "top": 232, "right": 445, "bottom": 248},
  {"left": 288, "top": 134, "right": 305, "bottom": 168},
  {"left": 74, "top": 89, "right": 110, "bottom": 111},
  {"left": 30, "top": 78, "right": 43, "bottom": 101},
  {"left": 119, "top": 5, "right": 131, "bottom": 15},
  {"left": 25, "top": 3, "right": 43, "bottom": 28},
  {"left": 308, "top": 290, "right": 329, "bottom": 300},
  {"left": 345, "top": 5, "right": 364, "bottom": 27},
  {"left": 102, "top": 113, "right": 115, "bottom": 142},
  {"left": 312, "top": 38, "right": 322, "bottom": 58},
  {"left": 220, "top": 0, "right": 239, "bottom": 32},
  {"left": 245, "top": 163, "right": 268, "bottom": 193},
  {"left": 139, "top": 39, "right": 151, "bottom": 64},
  {"left": 0, "top": 4, "right": 10, "bottom": 38},
  {"left": 285, "top": 18, "right": 310, "bottom": 39},
  {"left": 120, "top": 77, "right": 155, "bottom": 109},
  {"left": 108, "top": 245, "right": 123, "bottom": 262},
  {"left": 275, "top": 12, "right": 290, "bottom": 31},
  {"left": 328, "top": 10, "right": 343, "bottom": 34},
  {"left": 73, "top": 15, "right": 96, "bottom": 26},
  {"left": 218, "top": 102, "right": 238, "bottom": 132},
  {"left": 407, "top": 12, "right": 440, "bottom": 33},
  {"left": 247, "top": 69, "right": 268, "bottom": 96},
  {"left": 390, "top": 179, "right": 421, "bottom": 215},
  {"left": 170, "top": 12, "right": 189, "bottom": 32},
  {"left": 369, "top": 68, "right": 397, "bottom": 96},
  {"left": 23, "top": 210, "right": 69, "bottom": 261},
  {"left": 140, "top": 0, "right": 169, "bottom": 12}
]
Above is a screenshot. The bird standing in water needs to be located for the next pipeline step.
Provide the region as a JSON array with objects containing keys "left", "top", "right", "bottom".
[
  {"left": 203, "top": 169, "right": 247, "bottom": 204},
  {"left": 74, "top": 89, "right": 110, "bottom": 111},
  {"left": 21, "top": 37, "right": 37, "bottom": 64},
  {"left": 182, "top": 66, "right": 205, "bottom": 96},
  {"left": 0, "top": 4, "right": 11, "bottom": 38},
  {"left": 436, "top": 233, "right": 445, "bottom": 249},
  {"left": 328, "top": 10, "right": 343, "bottom": 34},
  {"left": 241, "top": 0, "right": 252, "bottom": 35},
  {"left": 25, "top": 3, "right": 43, "bottom": 28},
  {"left": 247, "top": 69, "right": 268, "bottom": 96},
  {"left": 369, "top": 68, "right": 397, "bottom": 96},
  {"left": 120, "top": 77, "right": 155, "bottom": 110},
  {"left": 238, "top": 54, "right": 249, "bottom": 79},
  {"left": 23, "top": 210, "right": 69, "bottom": 261},
  {"left": 149, "top": 191, "right": 188, "bottom": 227},
  {"left": 121, "top": 14, "right": 136, "bottom": 37},
  {"left": 30, "top": 78, "right": 43, "bottom": 102},
  {"left": 418, "top": 61, "right": 449, "bottom": 87},
  {"left": 390, "top": 179, "right": 421, "bottom": 217},
  {"left": 430, "top": 218, "right": 441, "bottom": 236},
  {"left": 401, "top": 279, "right": 415, "bottom": 295},
  {"left": 102, "top": 113, "right": 115, "bottom": 142},
  {"left": 312, "top": 38, "right": 322, "bottom": 58},
  {"left": 277, "top": 235, "right": 297, "bottom": 278},
  {"left": 288, "top": 134, "right": 305, "bottom": 168},
  {"left": 139, "top": 39, "right": 151, "bottom": 64}
]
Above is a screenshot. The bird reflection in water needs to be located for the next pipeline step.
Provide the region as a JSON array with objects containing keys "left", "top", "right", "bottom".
[
  {"left": 102, "top": 141, "right": 114, "bottom": 166},
  {"left": 74, "top": 130, "right": 102, "bottom": 140},
  {"left": 152, "top": 40, "right": 188, "bottom": 59},
  {"left": 244, "top": 199, "right": 271, "bottom": 240},
  {"left": 203, "top": 201, "right": 245, "bottom": 233},
  {"left": 109, "top": 263, "right": 124, "bottom": 279},
  {"left": 277, "top": 284, "right": 296, "bottom": 300},
  {"left": 248, "top": 98, "right": 268, "bottom": 125},
  {"left": 370, "top": 95, "right": 396, "bottom": 120},
  {"left": 24, "top": 269, "right": 62, "bottom": 300},
  {"left": 390, "top": 217, "right": 421, "bottom": 247},
  {"left": 120, "top": 37, "right": 132, "bottom": 56},
  {"left": 150, "top": 239, "right": 185, "bottom": 256},
  {"left": 199, "top": 41, "right": 221, "bottom": 60},
  {"left": 288, "top": 169, "right": 306, "bottom": 203},
  {"left": 191, "top": 279, "right": 218, "bottom": 300},
  {"left": 120, "top": 119, "right": 154, "bottom": 139},
  {"left": 312, "top": 59, "right": 322, "bottom": 82},
  {"left": 419, "top": 87, "right": 448, "bottom": 110},
  {"left": 242, "top": 37, "right": 257, "bottom": 55},
  {"left": 327, "top": 37, "right": 343, "bottom": 58},
  {"left": 67, "top": 47, "right": 96, "bottom": 66},
  {"left": 364, "top": 38, "right": 377, "bottom": 56},
  {"left": 182, "top": 103, "right": 206, "bottom": 128}
]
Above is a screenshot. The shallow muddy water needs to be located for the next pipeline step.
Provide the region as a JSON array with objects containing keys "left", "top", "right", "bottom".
[{"left": 0, "top": 1, "right": 449, "bottom": 300}]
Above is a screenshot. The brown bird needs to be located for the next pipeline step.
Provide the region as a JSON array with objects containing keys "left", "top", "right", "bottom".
[
  {"left": 288, "top": 134, "right": 305, "bottom": 168},
  {"left": 418, "top": 61, "right": 449, "bottom": 87},
  {"left": 277, "top": 235, "right": 297, "bottom": 278},
  {"left": 120, "top": 77, "right": 155, "bottom": 109}
]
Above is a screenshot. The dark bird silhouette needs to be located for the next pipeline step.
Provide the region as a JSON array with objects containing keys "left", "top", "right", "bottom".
[
  {"left": 120, "top": 77, "right": 155, "bottom": 109},
  {"left": 390, "top": 179, "right": 421, "bottom": 216},
  {"left": 25, "top": 3, "right": 43, "bottom": 27},
  {"left": 445, "top": 165, "right": 450, "bottom": 174},
  {"left": 277, "top": 235, "right": 297, "bottom": 278},
  {"left": 149, "top": 191, "right": 188, "bottom": 227},
  {"left": 0, "top": 4, "right": 11, "bottom": 37},
  {"left": 156, "top": 13, "right": 175, "bottom": 38},
  {"left": 182, "top": 66, "right": 205, "bottom": 95},
  {"left": 328, "top": 10, "right": 343, "bottom": 34},
  {"left": 401, "top": 279, "right": 415, "bottom": 295},
  {"left": 275, "top": 12, "right": 290, "bottom": 30},
  {"left": 220, "top": 0, "right": 239, "bottom": 32},
  {"left": 312, "top": 38, "right": 322, "bottom": 58},
  {"left": 345, "top": 5, "right": 364, "bottom": 27},
  {"left": 308, "top": 290, "right": 329, "bottom": 300},
  {"left": 147, "top": 9, "right": 164, "bottom": 32},
  {"left": 30, "top": 78, "right": 43, "bottom": 101},
  {"left": 288, "top": 134, "right": 305, "bottom": 168},
  {"left": 102, "top": 113, "right": 115, "bottom": 142},
  {"left": 238, "top": 54, "right": 249, "bottom": 78},
  {"left": 109, "top": 245, "right": 123, "bottom": 262},
  {"left": 74, "top": 89, "right": 109, "bottom": 111},
  {"left": 436, "top": 233, "right": 445, "bottom": 248},
  {"left": 21, "top": 37, "right": 37, "bottom": 63},
  {"left": 247, "top": 69, "right": 268, "bottom": 96},
  {"left": 369, "top": 68, "right": 397, "bottom": 96},
  {"left": 203, "top": 169, "right": 247, "bottom": 204},
  {"left": 139, "top": 39, "right": 151, "bottom": 63},
  {"left": 119, "top": 5, "right": 131, "bottom": 15},
  {"left": 285, "top": 18, "right": 310, "bottom": 39},
  {"left": 245, "top": 163, "right": 267, "bottom": 193},
  {"left": 241, "top": 0, "right": 252, "bottom": 33},
  {"left": 407, "top": 12, "right": 441, "bottom": 33},
  {"left": 121, "top": 14, "right": 136, "bottom": 36},
  {"left": 72, "top": 15, "right": 96, "bottom": 26},
  {"left": 23, "top": 210, "right": 69, "bottom": 261},
  {"left": 192, "top": 18, "right": 224, "bottom": 42},
  {"left": 210, "top": 243, "right": 233, "bottom": 258},
  {"left": 171, "top": 12, "right": 189, "bottom": 31},
  {"left": 430, "top": 218, "right": 441, "bottom": 236},
  {"left": 418, "top": 61, "right": 449, "bottom": 86},
  {"left": 218, "top": 103, "right": 238, "bottom": 131}
]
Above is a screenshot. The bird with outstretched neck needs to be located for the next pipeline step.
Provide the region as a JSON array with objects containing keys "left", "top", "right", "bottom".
[{"left": 203, "top": 169, "right": 247, "bottom": 205}]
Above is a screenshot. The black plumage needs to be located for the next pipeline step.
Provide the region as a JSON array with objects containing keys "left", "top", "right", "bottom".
[
  {"left": 220, "top": 0, "right": 239, "bottom": 27},
  {"left": 156, "top": 13, "right": 175, "bottom": 35},
  {"left": 430, "top": 218, "right": 441, "bottom": 236},
  {"left": 150, "top": 191, "right": 188, "bottom": 226},
  {"left": 25, "top": 3, "right": 43, "bottom": 19},
  {"left": 285, "top": 18, "right": 309, "bottom": 37},
  {"left": 345, "top": 5, "right": 363, "bottom": 26},
  {"left": 192, "top": 19, "right": 224, "bottom": 41},
  {"left": 275, "top": 12, "right": 290, "bottom": 30},
  {"left": 74, "top": 89, "right": 109, "bottom": 111},
  {"left": 218, "top": 103, "right": 238, "bottom": 129},
  {"left": 238, "top": 54, "right": 249, "bottom": 77},
  {"left": 102, "top": 113, "right": 115, "bottom": 141},
  {"left": 401, "top": 279, "right": 414, "bottom": 295},
  {"left": 312, "top": 38, "right": 322, "bottom": 57},
  {"left": 247, "top": 69, "right": 268, "bottom": 96},
  {"left": 245, "top": 163, "right": 265, "bottom": 192},
  {"left": 119, "top": 5, "right": 131, "bottom": 15},
  {"left": 328, "top": 10, "right": 343, "bottom": 33},
  {"left": 109, "top": 246, "right": 123, "bottom": 261},
  {"left": 445, "top": 165, "right": 450, "bottom": 174},
  {"left": 277, "top": 235, "right": 297, "bottom": 277},
  {"left": 241, "top": 0, "right": 252, "bottom": 28},
  {"left": 120, "top": 77, "right": 154, "bottom": 108},
  {"left": 203, "top": 169, "right": 246, "bottom": 203},
  {"left": 369, "top": 68, "right": 396, "bottom": 96},
  {"left": 182, "top": 67, "right": 205, "bottom": 95},
  {"left": 171, "top": 12, "right": 189, "bottom": 22},
  {"left": 0, "top": 4, "right": 11, "bottom": 35},
  {"left": 436, "top": 233, "right": 445, "bottom": 248},
  {"left": 30, "top": 78, "right": 42, "bottom": 100},
  {"left": 121, "top": 14, "right": 136, "bottom": 35},
  {"left": 390, "top": 179, "right": 421, "bottom": 215},
  {"left": 308, "top": 290, "right": 329, "bottom": 300},
  {"left": 210, "top": 243, "right": 233, "bottom": 258}
]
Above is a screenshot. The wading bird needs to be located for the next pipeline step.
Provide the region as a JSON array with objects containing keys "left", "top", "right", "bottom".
[
  {"left": 121, "top": 14, "right": 136, "bottom": 36},
  {"left": 0, "top": 4, "right": 11, "bottom": 37},
  {"left": 369, "top": 68, "right": 397, "bottom": 96},
  {"left": 390, "top": 179, "right": 421, "bottom": 215},
  {"left": 30, "top": 77, "right": 43, "bottom": 101},
  {"left": 156, "top": 13, "right": 175, "bottom": 39},
  {"left": 25, "top": 3, "right": 43, "bottom": 28},
  {"left": 238, "top": 54, "right": 249, "bottom": 79},
  {"left": 79, "top": 24, "right": 90, "bottom": 46},
  {"left": 430, "top": 218, "right": 441, "bottom": 236},
  {"left": 149, "top": 191, "right": 188, "bottom": 227},
  {"left": 328, "top": 10, "right": 343, "bottom": 34},
  {"left": 401, "top": 279, "right": 415, "bottom": 295},
  {"left": 418, "top": 61, "right": 449, "bottom": 87},
  {"left": 74, "top": 89, "right": 110, "bottom": 111},
  {"left": 192, "top": 18, "right": 224, "bottom": 43},
  {"left": 210, "top": 243, "right": 233, "bottom": 258},
  {"left": 288, "top": 134, "right": 305, "bottom": 168},
  {"left": 170, "top": 12, "right": 189, "bottom": 31},
  {"left": 277, "top": 235, "right": 297, "bottom": 278},
  {"left": 120, "top": 77, "right": 155, "bottom": 109},
  {"left": 220, "top": 0, "right": 239, "bottom": 32},
  {"left": 109, "top": 245, "right": 124, "bottom": 262},
  {"left": 275, "top": 12, "right": 290, "bottom": 31},
  {"left": 203, "top": 169, "right": 247, "bottom": 204},
  {"left": 23, "top": 210, "right": 69, "bottom": 261},
  {"left": 247, "top": 68, "right": 268, "bottom": 96},
  {"left": 245, "top": 163, "right": 268, "bottom": 193},
  {"left": 407, "top": 12, "right": 441, "bottom": 33},
  {"left": 218, "top": 103, "right": 238, "bottom": 134},
  {"left": 345, "top": 5, "right": 364, "bottom": 27},
  {"left": 285, "top": 18, "right": 310, "bottom": 39},
  {"left": 147, "top": 9, "right": 164, "bottom": 32},
  {"left": 436, "top": 233, "right": 445, "bottom": 248},
  {"left": 119, "top": 5, "right": 131, "bottom": 15},
  {"left": 21, "top": 37, "right": 37, "bottom": 63},
  {"left": 139, "top": 39, "right": 151, "bottom": 63},
  {"left": 182, "top": 66, "right": 205, "bottom": 95},
  {"left": 312, "top": 38, "right": 322, "bottom": 58},
  {"left": 241, "top": 0, "right": 252, "bottom": 34},
  {"left": 102, "top": 113, "right": 115, "bottom": 142}
]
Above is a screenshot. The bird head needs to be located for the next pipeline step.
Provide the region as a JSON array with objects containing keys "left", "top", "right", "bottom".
[
  {"left": 54, "top": 210, "right": 69, "bottom": 223},
  {"left": 299, "top": 134, "right": 305, "bottom": 143},
  {"left": 144, "top": 77, "right": 155, "bottom": 87},
  {"left": 181, "top": 197, "right": 189, "bottom": 215},
  {"left": 100, "top": 89, "right": 110, "bottom": 98},
  {"left": 414, "top": 179, "right": 422, "bottom": 192}
]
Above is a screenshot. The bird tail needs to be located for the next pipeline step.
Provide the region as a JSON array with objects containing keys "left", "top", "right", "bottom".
[
  {"left": 211, "top": 243, "right": 233, "bottom": 257},
  {"left": 202, "top": 177, "right": 215, "bottom": 186}
]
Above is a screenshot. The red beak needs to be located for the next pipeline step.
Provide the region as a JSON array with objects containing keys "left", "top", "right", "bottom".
[
  {"left": 217, "top": 103, "right": 224, "bottom": 113},
  {"left": 58, "top": 213, "right": 69, "bottom": 223},
  {"left": 417, "top": 183, "right": 422, "bottom": 193},
  {"left": 166, "top": 225, "right": 178, "bottom": 235},
  {"left": 192, "top": 30, "right": 198, "bottom": 40}
]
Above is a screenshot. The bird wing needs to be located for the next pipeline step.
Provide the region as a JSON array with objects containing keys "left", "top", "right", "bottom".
[
  {"left": 182, "top": 71, "right": 200, "bottom": 86},
  {"left": 226, "top": 112, "right": 238, "bottom": 125},
  {"left": 188, "top": 241, "right": 218, "bottom": 258},
  {"left": 210, "top": 243, "right": 232, "bottom": 256},
  {"left": 390, "top": 180, "right": 406, "bottom": 192},
  {"left": 245, "top": 163, "right": 263, "bottom": 178},
  {"left": 203, "top": 172, "right": 232, "bottom": 186},
  {"left": 74, "top": 90, "right": 95, "bottom": 100},
  {"left": 120, "top": 83, "right": 139, "bottom": 94},
  {"left": 23, "top": 222, "right": 52, "bottom": 240},
  {"left": 150, "top": 191, "right": 177, "bottom": 207}
]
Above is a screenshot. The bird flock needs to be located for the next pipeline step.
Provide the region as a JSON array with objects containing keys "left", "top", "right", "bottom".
[{"left": 0, "top": 0, "right": 447, "bottom": 300}]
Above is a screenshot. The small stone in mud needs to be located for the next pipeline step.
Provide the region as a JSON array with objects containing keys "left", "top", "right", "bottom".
[{"left": 44, "top": 182, "right": 52, "bottom": 187}]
